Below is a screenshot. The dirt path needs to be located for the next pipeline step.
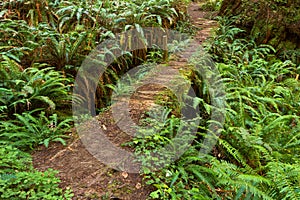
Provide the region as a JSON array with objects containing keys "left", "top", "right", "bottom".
[{"left": 32, "top": 2, "right": 217, "bottom": 200}]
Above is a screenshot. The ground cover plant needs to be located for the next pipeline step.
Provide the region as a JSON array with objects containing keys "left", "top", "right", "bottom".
[
  {"left": 0, "top": 0, "right": 191, "bottom": 199},
  {"left": 0, "top": 0, "right": 299, "bottom": 199},
  {"left": 0, "top": 145, "right": 73, "bottom": 199},
  {"left": 127, "top": 6, "right": 300, "bottom": 199}
]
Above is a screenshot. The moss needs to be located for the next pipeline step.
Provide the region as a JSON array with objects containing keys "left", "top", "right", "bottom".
[{"left": 283, "top": 41, "right": 297, "bottom": 50}]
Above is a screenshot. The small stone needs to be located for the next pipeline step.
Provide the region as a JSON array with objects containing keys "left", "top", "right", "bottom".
[
  {"left": 135, "top": 182, "right": 142, "bottom": 189},
  {"left": 121, "top": 171, "right": 128, "bottom": 178}
]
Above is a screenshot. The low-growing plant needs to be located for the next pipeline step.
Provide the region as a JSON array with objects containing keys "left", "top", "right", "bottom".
[
  {"left": 201, "top": 0, "right": 223, "bottom": 12},
  {"left": 0, "top": 56, "right": 71, "bottom": 115},
  {"left": 0, "top": 145, "right": 73, "bottom": 200},
  {"left": 0, "top": 145, "right": 31, "bottom": 174},
  {"left": 0, "top": 110, "right": 71, "bottom": 150},
  {"left": 130, "top": 16, "right": 300, "bottom": 200}
]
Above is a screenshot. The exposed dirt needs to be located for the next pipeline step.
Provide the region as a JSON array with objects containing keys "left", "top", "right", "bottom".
[
  {"left": 32, "top": 1, "right": 218, "bottom": 200},
  {"left": 33, "top": 111, "right": 152, "bottom": 200},
  {"left": 188, "top": 1, "right": 218, "bottom": 43}
]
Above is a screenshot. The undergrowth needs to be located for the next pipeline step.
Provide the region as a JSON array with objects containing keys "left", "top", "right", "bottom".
[
  {"left": 127, "top": 16, "right": 300, "bottom": 200},
  {"left": 1, "top": 0, "right": 299, "bottom": 199},
  {"left": 0, "top": 145, "right": 73, "bottom": 199},
  {"left": 0, "top": 0, "right": 191, "bottom": 198}
]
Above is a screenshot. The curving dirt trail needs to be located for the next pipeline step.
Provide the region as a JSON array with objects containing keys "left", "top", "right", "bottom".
[{"left": 32, "top": 2, "right": 218, "bottom": 200}]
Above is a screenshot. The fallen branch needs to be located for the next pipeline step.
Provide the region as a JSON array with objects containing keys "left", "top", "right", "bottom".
[{"left": 49, "top": 138, "right": 79, "bottom": 161}]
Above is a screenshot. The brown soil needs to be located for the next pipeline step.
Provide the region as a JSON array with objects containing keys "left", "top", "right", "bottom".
[
  {"left": 32, "top": 1, "right": 218, "bottom": 200},
  {"left": 33, "top": 111, "right": 152, "bottom": 200}
]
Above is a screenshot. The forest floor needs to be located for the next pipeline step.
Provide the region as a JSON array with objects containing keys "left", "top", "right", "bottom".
[{"left": 32, "top": 2, "right": 218, "bottom": 200}]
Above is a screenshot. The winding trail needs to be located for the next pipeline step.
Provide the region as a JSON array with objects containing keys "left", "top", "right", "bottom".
[{"left": 32, "top": 2, "right": 218, "bottom": 200}]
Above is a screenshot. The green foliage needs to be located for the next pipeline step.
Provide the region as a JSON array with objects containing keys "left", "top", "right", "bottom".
[
  {"left": 129, "top": 16, "right": 300, "bottom": 200},
  {"left": 218, "top": 0, "right": 300, "bottom": 65},
  {"left": 0, "top": 170, "right": 73, "bottom": 200},
  {"left": 5, "top": 1, "right": 299, "bottom": 199},
  {"left": 0, "top": 19, "right": 39, "bottom": 62},
  {"left": 40, "top": 31, "right": 88, "bottom": 71},
  {"left": 0, "top": 0, "right": 188, "bottom": 74},
  {"left": 0, "top": 110, "right": 71, "bottom": 149},
  {"left": 0, "top": 0, "right": 194, "bottom": 198},
  {"left": 0, "top": 56, "right": 71, "bottom": 115},
  {"left": 266, "top": 162, "right": 300, "bottom": 199},
  {"left": 0, "top": 0, "right": 191, "bottom": 110},
  {"left": 0, "top": 145, "right": 73, "bottom": 199},
  {"left": 201, "top": 0, "right": 223, "bottom": 11},
  {"left": 205, "top": 17, "right": 276, "bottom": 64},
  {"left": 126, "top": 108, "right": 191, "bottom": 168},
  {"left": 0, "top": 145, "right": 31, "bottom": 173},
  {"left": 0, "top": 54, "right": 72, "bottom": 150}
]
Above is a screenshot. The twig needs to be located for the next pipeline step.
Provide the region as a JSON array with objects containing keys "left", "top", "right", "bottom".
[{"left": 49, "top": 138, "right": 79, "bottom": 161}]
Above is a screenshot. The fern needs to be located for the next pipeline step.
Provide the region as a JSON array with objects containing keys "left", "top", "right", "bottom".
[{"left": 267, "top": 162, "right": 300, "bottom": 200}]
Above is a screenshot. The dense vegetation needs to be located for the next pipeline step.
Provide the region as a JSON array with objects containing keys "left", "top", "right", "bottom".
[
  {"left": 132, "top": 17, "right": 300, "bottom": 199},
  {"left": 0, "top": 0, "right": 299, "bottom": 199},
  {"left": 0, "top": 0, "right": 188, "bottom": 198},
  {"left": 219, "top": 0, "right": 300, "bottom": 64}
]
